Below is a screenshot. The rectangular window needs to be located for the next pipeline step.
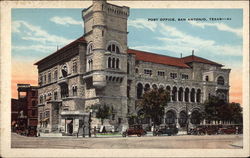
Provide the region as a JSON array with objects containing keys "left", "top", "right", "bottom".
[
  {"left": 144, "top": 69, "right": 152, "bottom": 76},
  {"left": 44, "top": 75, "right": 46, "bottom": 84},
  {"left": 32, "top": 100, "right": 36, "bottom": 106},
  {"left": 39, "top": 75, "right": 43, "bottom": 85},
  {"left": 170, "top": 73, "right": 177, "bottom": 79},
  {"left": 40, "top": 113, "right": 43, "bottom": 120},
  {"left": 158, "top": 71, "right": 165, "bottom": 77},
  {"left": 45, "top": 111, "right": 50, "bottom": 118},
  {"left": 54, "top": 91, "right": 58, "bottom": 100},
  {"left": 48, "top": 73, "right": 51, "bottom": 83},
  {"left": 32, "top": 110, "right": 36, "bottom": 116},
  {"left": 182, "top": 74, "right": 189, "bottom": 80},
  {"left": 54, "top": 70, "right": 58, "bottom": 81}
]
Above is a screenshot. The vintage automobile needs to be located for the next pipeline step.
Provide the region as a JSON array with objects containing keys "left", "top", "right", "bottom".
[
  {"left": 153, "top": 125, "right": 178, "bottom": 136},
  {"left": 122, "top": 124, "right": 147, "bottom": 137},
  {"left": 218, "top": 127, "right": 236, "bottom": 134}
]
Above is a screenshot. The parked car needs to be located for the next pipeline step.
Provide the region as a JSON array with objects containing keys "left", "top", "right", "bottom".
[
  {"left": 122, "top": 124, "right": 147, "bottom": 137},
  {"left": 218, "top": 127, "right": 236, "bottom": 134},
  {"left": 153, "top": 125, "right": 178, "bottom": 136}
]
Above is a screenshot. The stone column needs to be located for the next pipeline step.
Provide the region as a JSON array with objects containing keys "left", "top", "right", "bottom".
[{"left": 194, "top": 92, "right": 196, "bottom": 103}]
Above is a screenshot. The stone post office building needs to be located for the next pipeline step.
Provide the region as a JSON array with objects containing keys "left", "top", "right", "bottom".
[{"left": 34, "top": 0, "right": 230, "bottom": 135}]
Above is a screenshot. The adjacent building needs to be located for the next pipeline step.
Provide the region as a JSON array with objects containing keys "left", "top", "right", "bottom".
[
  {"left": 11, "top": 84, "right": 38, "bottom": 134},
  {"left": 34, "top": 0, "right": 230, "bottom": 136}
]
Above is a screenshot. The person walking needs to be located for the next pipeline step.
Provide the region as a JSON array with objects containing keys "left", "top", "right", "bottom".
[{"left": 93, "top": 126, "right": 97, "bottom": 137}]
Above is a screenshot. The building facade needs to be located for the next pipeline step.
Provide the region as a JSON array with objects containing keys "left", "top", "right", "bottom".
[
  {"left": 35, "top": 0, "right": 230, "bottom": 135},
  {"left": 11, "top": 84, "right": 38, "bottom": 135}
]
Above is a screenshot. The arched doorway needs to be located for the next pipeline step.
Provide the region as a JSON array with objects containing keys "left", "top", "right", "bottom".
[
  {"left": 178, "top": 111, "right": 187, "bottom": 127},
  {"left": 165, "top": 110, "right": 176, "bottom": 125},
  {"left": 190, "top": 110, "right": 202, "bottom": 125}
]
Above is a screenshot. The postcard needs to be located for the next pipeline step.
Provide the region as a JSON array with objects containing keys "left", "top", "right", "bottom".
[{"left": 0, "top": 0, "right": 249, "bottom": 157}]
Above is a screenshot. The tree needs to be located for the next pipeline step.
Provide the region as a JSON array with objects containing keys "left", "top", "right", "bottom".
[
  {"left": 204, "top": 95, "right": 243, "bottom": 124},
  {"left": 91, "top": 104, "right": 112, "bottom": 125},
  {"left": 138, "top": 87, "right": 170, "bottom": 128},
  {"left": 204, "top": 95, "right": 225, "bottom": 123}
]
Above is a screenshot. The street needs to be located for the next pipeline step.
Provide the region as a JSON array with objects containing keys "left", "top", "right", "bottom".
[{"left": 11, "top": 133, "right": 243, "bottom": 149}]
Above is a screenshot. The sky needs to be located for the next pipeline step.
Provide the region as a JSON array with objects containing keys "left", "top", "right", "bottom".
[{"left": 11, "top": 8, "right": 243, "bottom": 104}]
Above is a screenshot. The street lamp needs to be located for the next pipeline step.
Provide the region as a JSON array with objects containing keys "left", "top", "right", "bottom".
[
  {"left": 89, "top": 109, "right": 92, "bottom": 137},
  {"left": 186, "top": 106, "right": 191, "bottom": 134}
]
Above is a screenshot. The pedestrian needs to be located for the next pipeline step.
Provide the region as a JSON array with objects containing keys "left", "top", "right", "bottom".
[
  {"left": 82, "top": 125, "right": 85, "bottom": 137},
  {"left": 93, "top": 126, "right": 97, "bottom": 137}
]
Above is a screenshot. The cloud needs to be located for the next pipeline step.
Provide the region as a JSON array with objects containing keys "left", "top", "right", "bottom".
[
  {"left": 188, "top": 21, "right": 242, "bottom": 37},
  {"left": 12, "top": 20, "right": 74, "bottom": 52},
  {"left": 13, "top": 45, "right": 56, "bottom": 53},
  {"left": 129, "top": 19, "right": 242, "bottom": 57},
  {"left": 50, "top": 16, "right": 83, "bottom": 27},
  {"left": 128, "top": 18, "right": 157, "bottom": 32}
]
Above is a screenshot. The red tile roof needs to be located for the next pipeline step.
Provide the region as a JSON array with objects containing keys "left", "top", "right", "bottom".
[
  {"left": 128, "top": 49, "right": 190, "bottom": 68},
  {"left": 34, "top": 36, "right": 86, "bottom": 65},
  {"left": 182, "top": 55, "right": 223, "bottom": 67},
  {"left": 128, "top": 49, "right": 222, "bottom": 68}
]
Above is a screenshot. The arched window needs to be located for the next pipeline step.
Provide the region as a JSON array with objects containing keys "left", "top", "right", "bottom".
[
  {"left": 87, "top": 59, "right": 93, "bottom": 71},
  {"left": 137, "top": 83, "right": 143, "bottom": 99},
  {"left": 116, "top": 58, "right": 119, "bottom": 69},
  {"left": 172, "top": 86, "right": 177, "bottom": 101},
  {"left": 62, "top": 65, "right": 68, "bottom": 77},
  {"left": 107, "top": 42, "right": 121, "bottom": 53},
  {"left": 152, "top": 84, "right": 157, "bottom": 90},
  {"left": 166, "top": 86, "right": 171, "bottom": 101},
  {"left": 205, "top": 76, "right": 209, "bottom": 81},
  {"left": 108, "top": 57, "right": 111, "bottom": 68},
  {"left": 178, "top": 87, "right": 183, "bottom": 101},
  {"left": 144, "top": 84, "right": 150, "bottom": 92},
  {"left": 217, "top": 76, "right": 224, "bottom": 85},
  {"left": 87, "top": 42, "right": 93, "bottom": 54},
  {"left": 196, "top": 89, "right": 201, "bottom": 103},
  {"left": 190, "top": 88, "right": 195, "bottom": 102},
  {"left": 185, "top": 88, "right": 189, "bottom": 102},
  {"left": 112, "top": 58, "right": 115, "bottom": 68},
  {"left": 72, "top": 86, "right": 77, "bottom": 96}
]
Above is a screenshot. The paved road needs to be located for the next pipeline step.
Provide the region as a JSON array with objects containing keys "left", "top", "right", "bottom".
[{"left": 11, "top": 133, "right": 243, "bottom": 149}]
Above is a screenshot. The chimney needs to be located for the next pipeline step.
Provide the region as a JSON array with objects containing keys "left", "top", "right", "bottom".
[
  {"left": 192, "top": 50, "right": 194, "bottom": 56},
  {"left": 180, "top": 53, "right": 182, "bottom": 58}
]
